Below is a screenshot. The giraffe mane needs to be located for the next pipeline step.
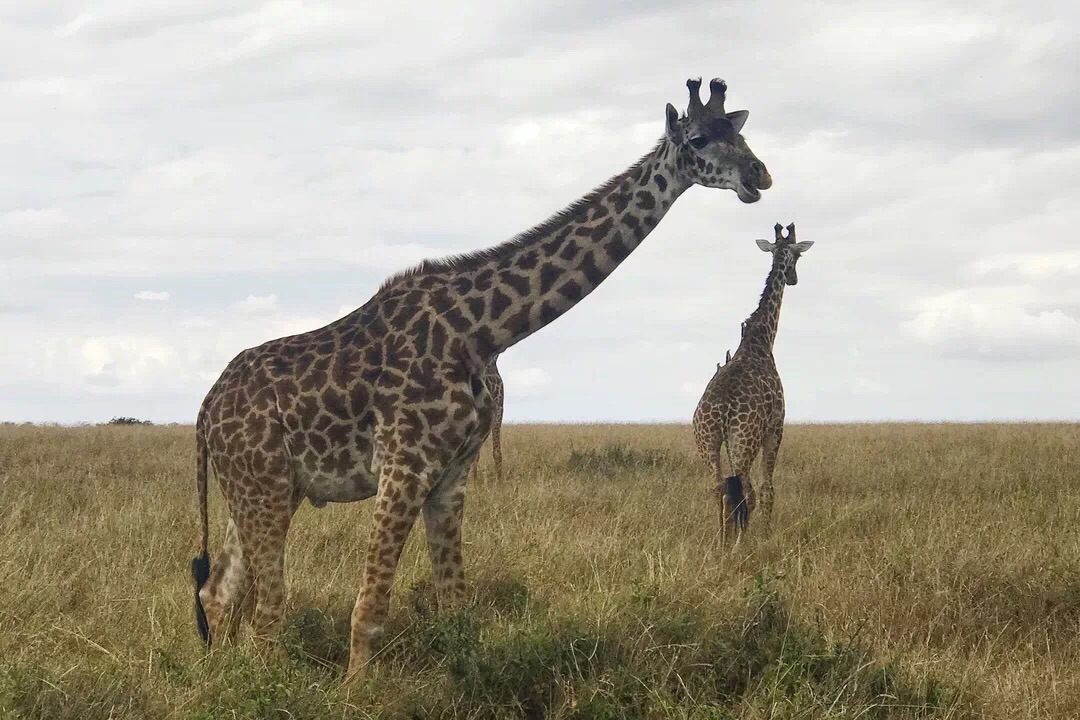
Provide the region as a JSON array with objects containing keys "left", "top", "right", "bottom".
[{"left": 376, "top": 140, "right": 665, "bottom": 293}]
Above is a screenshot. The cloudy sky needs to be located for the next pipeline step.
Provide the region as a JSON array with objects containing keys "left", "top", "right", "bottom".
[{"left": 2, "top": 0, "right": 1078, "bottom": 424}]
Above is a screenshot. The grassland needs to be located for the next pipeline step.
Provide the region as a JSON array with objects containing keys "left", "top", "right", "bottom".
[{"left": 1, "top": 422, "right": 1079, "bottom": 718}]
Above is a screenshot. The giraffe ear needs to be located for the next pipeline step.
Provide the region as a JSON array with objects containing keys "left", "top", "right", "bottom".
[
  {"left": 794, "top": 240, "right": 815, "bottom": 253},
  {"left": 665, "top": 103, "right": 683, "bottom": 144},
  {"left": 755, "top": 238, "right": 775, "bottom": 253},
  {"left": 726, "top": 110, "right": 748, "bottom": 133}
]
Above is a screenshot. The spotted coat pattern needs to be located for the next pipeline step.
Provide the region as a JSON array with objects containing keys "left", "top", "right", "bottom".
[{"left": 190, "top": 76, "right": 772, "bottom": 684}]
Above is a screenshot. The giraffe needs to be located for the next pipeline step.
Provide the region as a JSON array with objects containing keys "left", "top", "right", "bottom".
[
  {"left": 190, "top": 76, "right": 772, "bottom": 683},
  {"left": 469, "top": 357, "right": 504, "bottom": 480},
  {"left": 691, "top": 223, "right": 813, "bottom": 541}
]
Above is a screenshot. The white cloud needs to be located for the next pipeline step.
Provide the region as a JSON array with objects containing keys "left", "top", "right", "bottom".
[
  {"left": 902, "top": 288, "right": 1080, "bottom": 361},
  {"left": 970, "top": 252, "right": 1080, "bottom": 278},
  {"left": 852, "top": 377, "right": 889, "bottom": 395},
  {"left": 504, "top": 367, "right": 552, "bottom": 397},
  {"left": 232, "top": 294, "right": 278, "bottom": 314},
  {"left": 2, "top": 0, "right": 1079, "bottom": 423},
  {"left": 135, "top": 290, "right": 169, "bottom": 301}
]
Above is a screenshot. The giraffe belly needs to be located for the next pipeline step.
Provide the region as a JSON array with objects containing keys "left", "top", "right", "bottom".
[{"left": 297, "top": 467, "right": 379, "bottom": 506}]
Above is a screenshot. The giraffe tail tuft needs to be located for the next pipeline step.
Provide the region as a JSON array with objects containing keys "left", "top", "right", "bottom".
[
  {"left": 191, "top": 552, "right": 212, "bottom": 646},
  {"left": 725, "top": 475, "right": 749, "bottom": 530}
]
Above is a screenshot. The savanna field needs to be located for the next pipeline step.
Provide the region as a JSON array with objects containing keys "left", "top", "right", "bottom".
[{"left": 1, "top": 423, "right": 1079, "bottom": 719}]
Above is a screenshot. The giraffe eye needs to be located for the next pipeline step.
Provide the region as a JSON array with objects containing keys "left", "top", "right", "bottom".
[{"left": 688, "top": 135, "right": 709, "bottom": 150}]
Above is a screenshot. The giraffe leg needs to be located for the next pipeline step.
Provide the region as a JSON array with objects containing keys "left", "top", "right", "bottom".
[
  {"left": 490, "top": 407, "right": 503, "bottom": 482},
  {"left": 344, "top": 378, "right": 488, "bottom": 685},
  {"left": 234, "top": 491, "right": 295, "bottom": 653},
  {"left": 345, "top": 461, "right": 427, "bottom": 683},
  {"left": 722, "top": 431, "right": 762, "bottom": 544},
  {"left": 198, "top": 518, "right": 255, "bottom": 644},
  {"left": 422, "top": 470, "right": 468, "bottom": 612},
  {"left": 759, "top": 425, "right": 783, "bottom": 532}
]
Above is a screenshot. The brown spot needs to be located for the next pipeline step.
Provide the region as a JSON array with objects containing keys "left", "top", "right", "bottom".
[
  {"left": 475, "top": 327, "right": 498, "bottom": 358},
  {"left": 489, "top": 288, "right": 511, "bottom": 320},
  {"left": 605, "top": 232, "right": 632, "bottom": 263},
  {"left": 580, "top": 251, "right": 604, "bottom": 286},
  {"left": 590, "top": 217, "right": 614, "bottom": 241},
  {"left": 502, "top": 304, "right": 533, "bottom": 338},
  {"left": 542, "top": 226, "right": 574, "bottom": 255},
  {"left": 538, "top": 302, "right": 559, "bottom": 327},
  {"left": 558, "top": 238, "right": 579, "bottom": 262},
  {"left": 539, "top": 263, "right": 560, "bottom": 294},
  {"left": 635, "top": 191, "right": 655, "bottom": 211},
  {"left": 557, "top": 279, "right": 583, "bottom": 303},
  {"left": 431, "top": 319, "right": 448, "bottom": 358},
  {"left": 422, "top": 406, "right": 448, "bottom": 427},
  {"left": 330, "top": 348, "right": 354, "bottom": 388},
  {"left": 474, "top": 269, "right": 494, "bottom": 292},
  {"left": 443, "top": 307, "right": 471, "bottom": 333},
  {"left": 309, "top": 433, "right": 328, "bottom": 455},
  {"left": 384, "top": 334, "right": 411, "bottom": 370},
  {"left": 322, "top": 386, "right": 350, "bottom": 420},
  {"left": 611, "top": 190, "right": 631, "bottom": 214},
  {"left": 296, "top": 396, "right": 319, "bottom": 425},
  {"left": 653, "top": 174, "right": 667, "bottom": 192},
  {"left": 326, "top": 423, "right": 350, "bottom": 446},
  {"left": 516, "top": 250, "right": 539, "bottom": 270},
  {"left": 425, "top": 289, "right": 451, "bottom": 313},
  {"left": 410, "top": 314, "right": 431, "bottom": 355},
  {"left": 466, "top": 296, "right": 485, "bottom": 322},
  {"left": 500, "top": 271, "right": 531, "bottom": 297}
]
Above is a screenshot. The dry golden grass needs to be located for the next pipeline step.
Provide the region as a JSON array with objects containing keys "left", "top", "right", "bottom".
[{"left": 1, "top": 422, "right": 1079, "bottom": 718}]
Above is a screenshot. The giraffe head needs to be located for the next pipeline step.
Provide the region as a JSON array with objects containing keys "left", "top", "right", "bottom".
[
  {"left": 665, "top": 77, "right": 772, "bottom": 203},
  {"left": 755, "top": 223, "right": 814, "bottom": 285}
]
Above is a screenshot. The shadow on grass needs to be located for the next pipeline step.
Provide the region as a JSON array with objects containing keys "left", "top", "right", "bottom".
[{"left": 0, "top": 574, "right": 973, "bottom": 719}]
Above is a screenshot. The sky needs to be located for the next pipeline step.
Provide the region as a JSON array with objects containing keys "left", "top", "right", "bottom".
[{"left": 2, "top": 0, "right": 1078, "bottom": 424}]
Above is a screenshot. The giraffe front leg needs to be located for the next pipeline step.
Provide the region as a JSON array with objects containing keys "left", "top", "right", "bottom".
[
  {"left": 345, "top": 466, "right": 426, "bottom": 684},
  {"left": 422, "top": 472, "right": 468, "bottom": 612},
  {"left": 759, "top": 425, "right": 783, "bottom": 532},
  {"left": 490, "top": 419, "right": 503, "bottom": 482}
]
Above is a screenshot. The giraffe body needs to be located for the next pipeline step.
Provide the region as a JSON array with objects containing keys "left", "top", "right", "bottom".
[
  {"left": 191, "top": 77, "right": 772, "bottom": 682},
  {"left": 692, "top": 224, "right": 813, "bottom": 540}
]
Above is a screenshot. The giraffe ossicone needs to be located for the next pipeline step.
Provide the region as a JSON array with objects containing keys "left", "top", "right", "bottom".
[
  {"left": 189, "top": 76, "right": 771, "bottom": 683},
  {"left": 692, "top": 222, "right": 813, "bottom": 543}
]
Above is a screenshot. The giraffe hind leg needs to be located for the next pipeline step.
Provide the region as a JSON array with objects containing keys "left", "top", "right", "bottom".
[
  {"left": 198, "top": 518, "right": 256, "bottom": 645},
  {"left": 191, "top": 552, "right": 212, "bottom": 646}
]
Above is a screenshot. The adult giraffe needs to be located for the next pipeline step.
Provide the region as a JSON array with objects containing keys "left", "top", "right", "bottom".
[{"left": 190, "top": 76, "right": 772, "bottom": 683}]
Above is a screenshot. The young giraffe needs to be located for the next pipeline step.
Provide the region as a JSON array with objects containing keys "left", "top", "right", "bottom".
[
  {"left": 692, "top": 224, "right": 813, "bottom": 541},
  {"left": 470, "top": 357, "right": 504, "bottom": 480},
  {"left": 190, "top": 76, "right": 772, "bottom": 683}
]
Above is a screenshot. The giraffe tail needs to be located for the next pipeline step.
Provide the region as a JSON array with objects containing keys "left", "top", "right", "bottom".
[
  {"left": 191, "top": 412, "right": 212, "bottom": 647},
  {"left": 724, "top": 475, "right": 749, "bottom": 530}
]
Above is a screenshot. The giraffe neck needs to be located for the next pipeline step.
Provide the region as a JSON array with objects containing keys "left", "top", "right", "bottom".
[
  {"left": 473, "top": 140, "right": 689, "bottom": 356},
  {"left": 741, "top": 264, "right": 786, "bottom": 355},
  {"left": 391, "top": 138, "right": 691, "bottom": 362}
]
